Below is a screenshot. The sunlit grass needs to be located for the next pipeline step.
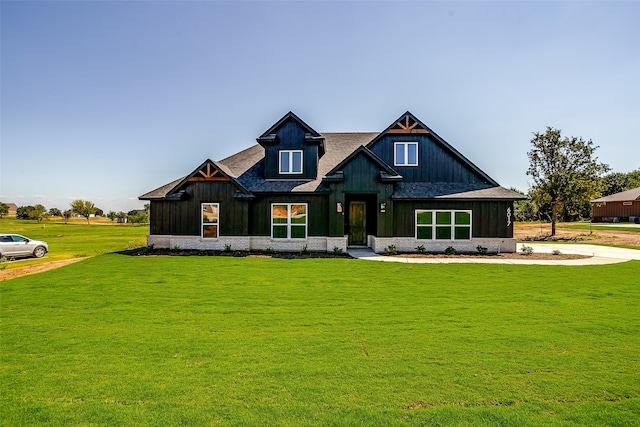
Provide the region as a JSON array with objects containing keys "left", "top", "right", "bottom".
[
  {"left": 2, "top": 255, "right": 639, "bottom": 425},
  {"left": 0, "top": 218, "right": 147, "bottom": 269}
]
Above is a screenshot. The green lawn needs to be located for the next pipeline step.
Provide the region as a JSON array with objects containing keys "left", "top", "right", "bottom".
[
  {"left": 2, "top": 255, "right": 639, "bottom": 426},
  {"left": 561, "top": 223, "right": 640, "bottom": 233},
  {"left": 0, "top": 218, "right": 148, "bottom": 268}
]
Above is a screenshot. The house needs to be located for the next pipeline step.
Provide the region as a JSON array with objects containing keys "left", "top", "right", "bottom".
[
  {"left": 1, "top": 203, "right": 18, "bottom": 217},
  {"left": 591, "top": 187, "right": 640, "bottom": 223},
  {"left": 140, "top": 111, "right": 525, "bottom": 253}
]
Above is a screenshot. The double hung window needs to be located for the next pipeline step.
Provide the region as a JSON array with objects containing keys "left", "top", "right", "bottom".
[
  {"left": 272, "top": 203, "right": 307, "bottom": 239},
  {"left": 416, "top": 210, "right": 472, "bottom": 240},
  {"left": 201, "top": 203, "right": 219, "bottom": 238},
  {"left": 279, "top": 150, "right": 303, "bottom": 174},
  {"left": 394, "top": 142, "right": 418, "bottom": 166}
]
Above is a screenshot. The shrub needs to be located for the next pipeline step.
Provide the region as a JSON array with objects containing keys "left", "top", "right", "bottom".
[
  {"left": 415, "top": 245, "right": 426, "bottom": 254},
  {"left": 332, "top": 246, "right": 343, "bottom": 255},
  {"left": 444, "top": 246, "right": 457, "bottom": 255},
  {"left": 301, "top": 244, "right": 310, "bottom": 255},
  {"left": 521, "top": 245, "right": 534, "bottom": 256},
  {"left": 265, "top": 247, "right": 274, "bottom": 254},
  {"left": 552, "top": 249, "right": 562, "bottom": 256},
  {"left": 476, "top": 245, "right": 488, "bottom": 255},
  {"left": 224, "top": 243, "right": 232, "bottom": 252},
  {"left": 385, "top": 245, "right": 397, "bottom": 255}
]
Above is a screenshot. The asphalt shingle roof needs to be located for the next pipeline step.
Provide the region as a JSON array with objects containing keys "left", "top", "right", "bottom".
[{"left": 591, "top": 187, "right": 640, "bottom": 203}]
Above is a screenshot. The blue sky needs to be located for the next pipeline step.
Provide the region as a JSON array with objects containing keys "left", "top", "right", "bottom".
[{"left": 1, "top": 1, "right": 638, "bottom": 213}]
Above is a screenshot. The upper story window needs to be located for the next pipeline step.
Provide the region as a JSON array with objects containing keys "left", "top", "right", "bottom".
[
  {"left": 394, "top": 142, "right": 418, "bottom": 166},
  {"left": 279, "top": 150, "right": 303, "bottom": 174}
]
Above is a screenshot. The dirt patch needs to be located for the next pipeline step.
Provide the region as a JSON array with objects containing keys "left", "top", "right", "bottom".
[
  {"left": 0, "top": 258, "right": 87, "bottom": 281},
  {"left": 515, "top": 223, "right": 640, "bottom": 247}
]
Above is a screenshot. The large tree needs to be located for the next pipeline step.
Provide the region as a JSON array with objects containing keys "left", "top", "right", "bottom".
[
  {"left": 70, "top": 199, "right": 97, "bottom": 224},
  {"left": 600, "top": 169, "right": 640, "bottom": 196},
  {"left": 527, "top": 127, "right": 609, "bottom": 235}
]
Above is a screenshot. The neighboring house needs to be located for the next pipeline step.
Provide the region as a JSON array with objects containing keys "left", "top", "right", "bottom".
[
  {"left": 140, "top": 111, "right": 525, "bottom": 253},
  {"left": 591, "top": 187, "right": 640, "bottom": 223},
  {"left": 1, "top": 203, "right": 18, "bottom": 217}
]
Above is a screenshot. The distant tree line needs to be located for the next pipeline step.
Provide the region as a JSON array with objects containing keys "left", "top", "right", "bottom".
[{"left": 2, "top": 199, "right": 150, "bottom": 225}]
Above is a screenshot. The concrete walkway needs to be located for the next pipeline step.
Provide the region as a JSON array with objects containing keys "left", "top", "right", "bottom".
[{"left": 348, "top": 243, "right": 640, "bottom": 266}]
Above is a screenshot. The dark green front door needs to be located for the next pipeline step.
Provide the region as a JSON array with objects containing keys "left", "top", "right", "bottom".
[{"left": 349, "top": 201, "right": 366, "bottom": 245}]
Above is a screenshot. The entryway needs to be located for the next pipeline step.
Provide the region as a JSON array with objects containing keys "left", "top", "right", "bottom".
[{"left": 346, "top": 195, "right": 377, "bottom": 246}]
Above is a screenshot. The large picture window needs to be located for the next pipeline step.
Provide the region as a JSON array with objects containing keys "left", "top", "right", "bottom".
[
  {"left": 202, "top": 203, "right": 219, "bottom": 238},
  {"left": 394, "top": 142, "right": 418, "bottom": 166},
  {"left": 272, "top": 203, "right": 307, "bottom": 239},
  {"left": 416, "top": 210, "right": 471, "bottom": 240},
  {"left": 279, "top": 150, "right": 303, "bottom": 174}
]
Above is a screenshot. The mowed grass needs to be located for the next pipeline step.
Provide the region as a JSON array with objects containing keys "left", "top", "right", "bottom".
[
  {"left": 0, "top": 218, "right": 148, "bottom": 268},
  {"left": 2, "top": 255, "right": 639, "bottom": 426}
]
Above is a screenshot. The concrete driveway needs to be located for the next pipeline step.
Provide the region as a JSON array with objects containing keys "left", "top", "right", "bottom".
[{"left": 349, "top": 244, "right": 640, "bottom": 265}]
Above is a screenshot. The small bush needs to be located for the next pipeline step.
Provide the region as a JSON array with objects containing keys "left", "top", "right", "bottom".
[
  {"left": 333, "top": 246, "right": 343, "bottom": 255},
  {"left": 385, "top": 245, "right": 397, "bottom": 255},
  {"left": 172, "top": 245, "right": 181, "bottom": 252},
  {"left": 224, "top": 243, "right": 232, "bottom": 252},
  {"left": 476, "top": 245, "right": 488, "bottom": 255},
  {"left": 521, "top": 245, "right": 534, "bottom": 256},
  {"left": 415, "top": 245, "right": 426, "bottom": 254},
  {"left": 444, "top": 246, "right": 457, "bottom": 255},
  {"left": 301, "top": 244, "right": 310, "bottom": 255},
  {"left": 552, "top": 249, "right": 562, "bottom": 256},
  {"left": 265, "top": 247, "right": 274, "bottom": 254}
]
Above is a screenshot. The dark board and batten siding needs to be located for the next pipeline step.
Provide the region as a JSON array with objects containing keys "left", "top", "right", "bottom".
[
  {"left": 249, "top": 194, "right": 329, "bottom": 237},
  {"left": 369, "top": 134, "right": 487, "bottom": 184},
  {"left": 392, "top": 200, "right": 514, "bottom": 238},
  {"left": 263, "top": 120, "right": 319, "bottom": 180},
  {"left": 150, "top": 181, "right": 248, "bottom": 236}
]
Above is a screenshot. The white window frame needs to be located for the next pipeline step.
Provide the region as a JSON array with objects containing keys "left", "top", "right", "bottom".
[
  {"left": 201, "top": 203, "right": 220, "bottom": 239},
  {"left": 415, "top": 209, "right": 472, "bottom": 241},
  {"left": 271, "top": 203, "right": 308, "bottom": 239},
  {"left": 394, "top": 142, "right": 418, "bottom": 166},
  {"left": 279, "top": 150, "right": 304, "bottom": 174}
]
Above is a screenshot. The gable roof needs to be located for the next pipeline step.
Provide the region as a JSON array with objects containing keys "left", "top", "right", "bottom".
[
  {"left": 257, "top": 111, "right": 321, "bottom": 140},
  {"left": 323, "top": 145, "right": 402, "bottom": 182},
  {"left": 139, "top": 159, "right": 253, "bottom": 200},
  {"left": 367, "top": 111, "right": 499, "bottom": 186},
  {"left": 592, "top": 187, "right": 640, "bottom": 203}
]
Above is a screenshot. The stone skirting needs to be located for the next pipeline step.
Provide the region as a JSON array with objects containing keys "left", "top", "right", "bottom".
[
  {"left": 368, "top": 236, "right": 518, "bottom": 254},
  {"left": 147, "top": 235, "right": 349, "bottom": 253}
]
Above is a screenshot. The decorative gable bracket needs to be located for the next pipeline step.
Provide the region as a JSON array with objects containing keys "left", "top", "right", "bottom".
[{"left": 387, "top": 114, "right": 430, "bottom": 134}]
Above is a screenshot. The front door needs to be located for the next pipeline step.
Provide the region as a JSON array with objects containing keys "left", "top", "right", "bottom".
[{"left": 348, "top": 201, "right": 366, "bottom": 245}]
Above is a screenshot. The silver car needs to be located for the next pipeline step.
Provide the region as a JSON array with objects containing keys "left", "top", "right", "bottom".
[{"left": 0, "top": 234, "right": 48, "bottom": 259}]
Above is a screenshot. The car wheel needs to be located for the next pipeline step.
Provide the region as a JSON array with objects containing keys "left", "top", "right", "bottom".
[{"left": 33, "top": 246, "right": 46, "bottom": 258}]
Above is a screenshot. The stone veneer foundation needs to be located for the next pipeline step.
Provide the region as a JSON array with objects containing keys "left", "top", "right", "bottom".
[{"left": 147, "top": 235, "right": 516, "bottom": 254}]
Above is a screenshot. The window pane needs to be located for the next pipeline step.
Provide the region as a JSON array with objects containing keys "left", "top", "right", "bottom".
[
  {"left": 273, "top": 225, "right": 287, "bottom": 239},
  {"left": 272, "top": 205, "right": 288, "bottom": 224},
  {"left": 455, "top": 227, "right": 470, "bottom": 240},
  {"left": 455, "top": 211, "right": 470, "bottom": 225},
  {"left": 417, "top": 226, "right": 432, "bottom": 240},
  {"left": 407, "top": 143, "right": 417, "bottom": 165},
  {"left": 202, "top": 204, "right": 218, "bottom": 223},
  {"left": 436, "top": 226, "right": 451, "bottom": 240},
  {"left": 290, "top": 204, "right": 307, "bottom": 224},
  {"left": 203, "top": 224, "right": 218, "bottom": 238},
  {"left": 291, "top": 225, "right": 306, "bottom": 239},
  {"left": 280, "top": 151, "right": 290, "bottom": 173},
  {"left": 416, "top": 211, "right": 432, "bottom": 225},
  {"left": 292, "top": 151, "right": 302, "bottom": 173},
  {"left": 436, "top": 212, "right": 451, "bottom": 225},
  {"left": 395, "top": 144, "right": 405, "bottom": 164}
]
